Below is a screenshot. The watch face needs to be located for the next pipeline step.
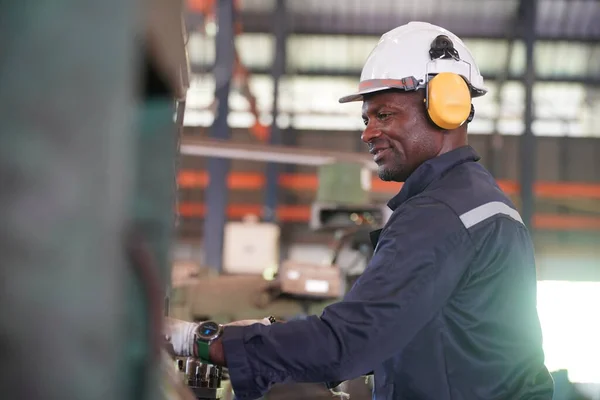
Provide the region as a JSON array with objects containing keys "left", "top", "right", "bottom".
[{"left": 196, "top": 321, "right": 221, "bottom": 341}]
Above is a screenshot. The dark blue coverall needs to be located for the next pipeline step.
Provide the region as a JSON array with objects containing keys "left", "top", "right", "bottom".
[{"left": 222, "top": 146, "right": 555, "bottom": 400}]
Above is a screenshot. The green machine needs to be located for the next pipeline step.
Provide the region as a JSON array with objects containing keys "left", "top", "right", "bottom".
[
  {"left": 312, "top": 162, "right": 387, "bottom": 231},
  {"left": 317, "top": 162, "right": 370, "bottom": 205}
]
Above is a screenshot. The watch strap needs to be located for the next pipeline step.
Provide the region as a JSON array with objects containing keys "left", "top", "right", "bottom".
[{"left": 196, "top": 339, "right": 211, "bottom": 364}]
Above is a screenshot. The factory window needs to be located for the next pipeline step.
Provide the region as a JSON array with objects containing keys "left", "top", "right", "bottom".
[
  {"left": 533, "top": 84, "right": 600, "bottom": 137},
  {"left": 186, "top": 32, "right": 274, "bottom": 69},
  {"left": 185, "top": 74, "right": 600, "bottom": 137},
  {"left": 535, "top": 41, "right": 600, "bottom": 80},
  {"left": 286, "top": 35, "right": 377, "bottom": 73},
  {"left": 462, "top": 39, "right": 523, "bottom": 77}
]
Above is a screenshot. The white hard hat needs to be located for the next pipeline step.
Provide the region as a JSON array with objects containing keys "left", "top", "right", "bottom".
[{"left": 339, "top": 21, "right": 488, "bottom": 103}]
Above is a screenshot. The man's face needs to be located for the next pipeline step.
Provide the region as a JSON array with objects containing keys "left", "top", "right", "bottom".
[{"left": 361, "top": 90, "right": 443, "bottom": 182}]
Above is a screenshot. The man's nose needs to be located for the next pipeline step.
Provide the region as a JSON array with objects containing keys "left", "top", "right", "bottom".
[{"left": 361, "top": 123, "right": 381, "bottom": 143}]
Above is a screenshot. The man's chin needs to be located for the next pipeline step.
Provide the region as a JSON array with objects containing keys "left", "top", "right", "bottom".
[{"left": 377, "top": 166, "right": 401, "bottom": 182}]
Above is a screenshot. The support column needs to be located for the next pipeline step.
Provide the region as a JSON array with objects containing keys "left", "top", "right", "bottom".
[
  {"left": 203, "top": 0, "right": 235, "bottom": 271},
  {"left": 489, "top": 16, "right": 517, "bottom": 178},
  {"left": 558, "top": 129, "right": 569, "bottom": 243},
  {"left": 520, "top": 0, "right": 538, "bottom": 231},
  {"left": 264, "top": 0, "right": 288, "bottom": 222}
]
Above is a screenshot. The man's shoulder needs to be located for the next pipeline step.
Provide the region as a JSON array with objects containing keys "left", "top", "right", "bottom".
[
  {"left": 424, "top": 162, "right": 524, "bottom": 232},
  {"left": 384, "top": 194, "right": 468, "bottom": 249},
  {"left": 381, "top": 163, "right": 526, "bottom": 253}
]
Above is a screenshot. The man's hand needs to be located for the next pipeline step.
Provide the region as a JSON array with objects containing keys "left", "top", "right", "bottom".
[
  {"left": 210, "top": 318, "right": 274, "bottom": 366},
  {"left": 164, "top": 317, "right": 275, "bottom": 364}
]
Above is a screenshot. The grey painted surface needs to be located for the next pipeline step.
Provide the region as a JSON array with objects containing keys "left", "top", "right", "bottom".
[{"left": 0, "top": 1, "right": 137, "bottom": 399}]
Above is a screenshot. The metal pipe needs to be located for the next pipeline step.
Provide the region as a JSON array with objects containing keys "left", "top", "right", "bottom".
[{"left": 180, "top": 136, "right": 375, "bottom": 169}]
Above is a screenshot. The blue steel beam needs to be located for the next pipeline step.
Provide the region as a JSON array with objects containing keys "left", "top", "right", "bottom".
[
  {"left": 203, "top": 0, "right": 235, "bottom": 271},
  {"left": 263, "top": 0, "right": 288, "bottom": 222},
  {"left": 520, "top": 0, "right": 538, "bottom": 231}
]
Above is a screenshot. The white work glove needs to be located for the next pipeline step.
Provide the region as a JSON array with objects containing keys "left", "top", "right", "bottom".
[
  {"left": 164, "top": 317, "right": 198, "bottom": 357},
  {"left": 164, "top": 317, "right": 273, "bottom": 357}
]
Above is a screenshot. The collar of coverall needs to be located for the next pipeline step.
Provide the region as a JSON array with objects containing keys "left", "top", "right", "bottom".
[{"left": 387, "top": 145, "right": 481, "bottom": 210}]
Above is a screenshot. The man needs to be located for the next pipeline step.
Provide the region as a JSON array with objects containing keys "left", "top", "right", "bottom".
[{"left": 169, "top": 22, "right": 554, "bottom": 399}]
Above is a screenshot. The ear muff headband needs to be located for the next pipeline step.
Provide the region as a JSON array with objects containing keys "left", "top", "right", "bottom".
[{"left": 425, "top": 72, "right": 472, "bottom": 130}]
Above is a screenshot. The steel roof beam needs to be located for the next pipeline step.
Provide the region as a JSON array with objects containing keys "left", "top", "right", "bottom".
[
  {"left": 190, "top": 64, "right": 600, "bottom": 85},
  {"left": 229, "top": 12, "right": 600, "bottom": 43}
]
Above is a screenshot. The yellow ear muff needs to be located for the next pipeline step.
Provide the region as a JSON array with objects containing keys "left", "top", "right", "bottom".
[{"left": 425, "top": 72, "right": 472, "bottom": 130}]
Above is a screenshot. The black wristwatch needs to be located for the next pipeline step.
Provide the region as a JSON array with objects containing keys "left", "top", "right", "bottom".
[{"left": 194, "top": 321, "right": 223, "bottom": 363}]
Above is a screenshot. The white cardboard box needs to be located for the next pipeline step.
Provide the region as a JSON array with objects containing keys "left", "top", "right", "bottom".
[{"left": 223, "top": 221, "right": 280, "bottom": 275}]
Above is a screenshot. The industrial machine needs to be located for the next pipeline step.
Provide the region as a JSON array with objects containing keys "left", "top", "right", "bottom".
[
  {"left": 176, "top": 357, "right": 226, "bottom": 400},
  {"left": 170, "top": 160, "right": 389, "bottom": 323},
  {"left": 160, "top": 352, "right": 229, "bottom": 400}
]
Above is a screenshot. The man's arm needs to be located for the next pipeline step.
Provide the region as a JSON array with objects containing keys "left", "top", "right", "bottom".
[{"left": 218, "top": 196, "right": 475, "bottom": 400}]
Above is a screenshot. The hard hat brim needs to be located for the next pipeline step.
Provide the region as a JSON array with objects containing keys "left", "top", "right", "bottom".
[
  {"left": 338, "top": 87, "right": 392, "bottom": 103},
  {"left": 338, "top": 77, "right": 422, "bottom": 103},
  {"left": 339, "top": 81, "right": 488, "bottom": 103}
]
